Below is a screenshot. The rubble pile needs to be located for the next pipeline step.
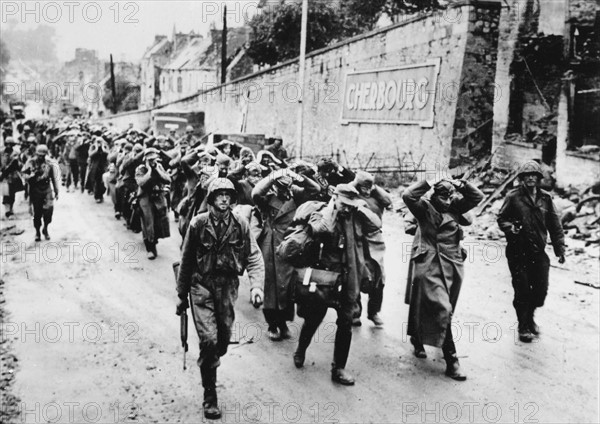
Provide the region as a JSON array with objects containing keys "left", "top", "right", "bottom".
[{"left": 464, "top": 160, "right": 600, "bottom": 272}]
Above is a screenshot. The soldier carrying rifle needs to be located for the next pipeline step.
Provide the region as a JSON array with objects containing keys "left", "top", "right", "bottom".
[{"left": 175, "top": 178, "right": 264, "bottom": 420}]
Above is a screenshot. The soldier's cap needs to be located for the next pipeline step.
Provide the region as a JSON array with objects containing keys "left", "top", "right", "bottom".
[
  {"left": 517, "top": 161, "right": 543, "bottom": 179},
  {"left": 23, "top": 125, "right": 31, "bottom": 131},
  {"left": 144, "top": 147, "right": 160, "bottom": 159},
  {"left": 334, "top": 184, "right": 362, "bottom": 207},
  {"left": 245, "top": 161, "right": 264, "bottom": 174},
  {"left": 274, "top": 175, "right": 293, "bottom": 190},
  {"left": 4, "top": 137, "right": 17, "bottom": 145},
  {"left": 257, "top": 150, "right": 282, "bottom": 165},
  {"left": 27, "top": 135, "right": 36, "bottom": 142},
  {"left": 433, "top": 180, "right": 455, "bottom": 198},
  {"left": 239, "top": 147, "right": 255, "bottom": 158},
  {"left": 354, "top": 170, "right": 374, "bottom": 187},
  {"left": 36, "top": 144, "right": 49, "bottom": 155},
  {"left": 185, "top": 125, "right": 194, "bottom": 132},
  {"left": 216, "top": 153, "right": 231, "bottom": 167},
  {"left": 290, "top": 160, "right": 316, "bottom": 177},
  {"left": 197, "top": 151, "right": 217, "bottom": 162}
]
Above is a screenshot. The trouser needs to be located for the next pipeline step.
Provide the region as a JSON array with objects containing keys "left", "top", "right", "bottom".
[
  {"left": 189, "top": 274, "right": 239, "bottom": 369},
  {"left": 32, "top": 201, "right": 53, "bottom": 230},
  {"left": 355, "top": 283, "right": 384, "bottom": 318},
  {"left": 263, "top": 309, "right": 290, "bottom": 332},
  {"left": 67, "top": 159, "right": 79, "bottom": 188},
  {"left": 2, "top": 189, "right": 15, "bottom": 211},
  {"left": 78, "top": 163, "right": 87, "bottom": 192},
  {"left": 506, "top": 248, "right": 550, "bottom": 317},
  {"left": 441, "top": 324, "right": 457, "bottom": 360},
  {"left": 93, "top": 170, "right": 106, "bottom": 200},
  {"left": 117, "top": 182, "right": 136, "bottom": 223},
  {"left": 411, "top": 322, "right": 457, "bottom": 359},
  {"left": 296, "top": 301, "right": 353, "bottom": 370}
]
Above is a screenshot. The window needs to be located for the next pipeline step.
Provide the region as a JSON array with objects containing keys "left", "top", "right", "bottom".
[{"left": 177, "top": 76, "right": 183, "bottom": 93}]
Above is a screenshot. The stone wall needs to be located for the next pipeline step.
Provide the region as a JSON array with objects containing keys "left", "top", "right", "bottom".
[
  {"left": 100, "top": 109, "right": 151, "bottom": 131},
  {"left": 450, "top": 2, "right": 501, "bottom": 167},
  {"left": 102, "top": 2, "right": 503, "bottom": 173},
  {"left": 196, "top": 2, "right": 503, "bottom": 172}
]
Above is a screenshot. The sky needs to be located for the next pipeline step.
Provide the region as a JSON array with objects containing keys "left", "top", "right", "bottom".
[{"left": 0, "top": 0, "right": 263, "bottom": 62}]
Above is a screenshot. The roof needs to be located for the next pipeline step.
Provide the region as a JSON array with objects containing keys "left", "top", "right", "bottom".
[
  {"left": 163, "top": 37, "right": 212, "bottom": 70},
  {"left": 161, "top": 27, "right": 250, "bottom": 71},
  {"left": 142, "top": 37, "right": 171, "bottom": 60}
]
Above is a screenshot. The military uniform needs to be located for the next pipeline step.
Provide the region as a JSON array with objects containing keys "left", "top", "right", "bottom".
[
  {"left": 134, "top": 151, "right": 171, "bottom": 258},
  {"left": 22, "top": 150, "right": 60, "bottom": 240},
  {"left": 497, "top": 163, "right": 565, "bottom": 342},
  {"left": 176, "top": 178, "right": 264, "bottom": 420}
]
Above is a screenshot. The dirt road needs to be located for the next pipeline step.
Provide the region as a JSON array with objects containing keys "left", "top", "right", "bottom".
[{"left": 1, "top": 189, "right": 598, "bottom": 424}]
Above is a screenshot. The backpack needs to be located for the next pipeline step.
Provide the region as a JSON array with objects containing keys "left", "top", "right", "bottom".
[{"left": 275, "top": 200, "right": 326, "bottom": 267}]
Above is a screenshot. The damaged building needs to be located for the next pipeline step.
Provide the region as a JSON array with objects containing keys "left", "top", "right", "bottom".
[{"left": 493, "top": 0, "right": 600, "bottom": 189}]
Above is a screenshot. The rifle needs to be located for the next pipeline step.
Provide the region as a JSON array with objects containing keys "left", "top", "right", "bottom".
[
  {"left": 181, "top": 305, "right": 188, "bottom": 371},
  {"left": 172, "top": 261, "right": 188, "bottom": 371}
]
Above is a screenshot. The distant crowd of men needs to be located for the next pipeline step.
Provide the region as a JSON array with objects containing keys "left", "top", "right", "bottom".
[{"left": 1, "top": 117, "right": 565, "bottom": 420}]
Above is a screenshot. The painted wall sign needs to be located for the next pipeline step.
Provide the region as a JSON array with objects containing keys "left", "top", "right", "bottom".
[{"left": 341, "top": 58, "right": 441, "bottom": 127}]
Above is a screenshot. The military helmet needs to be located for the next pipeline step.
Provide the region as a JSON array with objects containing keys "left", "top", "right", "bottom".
[
  {"left": 517, "top": 161, "right": 543, "bottom": 179},
  {"left": 36, "top": 144, "right": 49, "bottom": 155},
  {"left": 207, "top": 178, "right": 237, "bottom": 204}
]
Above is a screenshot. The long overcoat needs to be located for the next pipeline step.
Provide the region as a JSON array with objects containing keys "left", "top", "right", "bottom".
[
  {"left": 252, "top": 179, "right": 318, "bottom": 312},
  {"left": 402, "top": 180, "right": 483, "bottom": 347}
]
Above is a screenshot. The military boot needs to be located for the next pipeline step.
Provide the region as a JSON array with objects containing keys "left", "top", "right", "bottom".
[
  {"left": 516, "top": 306, "right": 534, "bottom": 343},
  {"left": 200, "top": 367, "right": 221, "bottom": 420},
  {"left": 443, "top": 353, "right": 467, "bottom": 381},
  {"left": 528, "top": 306, "right": 540, "bottom": 336}
]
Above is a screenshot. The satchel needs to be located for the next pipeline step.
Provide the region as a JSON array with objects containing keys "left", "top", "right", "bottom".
[{"left": 293, "top": 266, "right": 342, "bottom": 309}]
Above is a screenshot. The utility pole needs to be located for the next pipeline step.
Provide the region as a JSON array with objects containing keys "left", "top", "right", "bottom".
[
  {"left": 109, "top": 54, "right": 117, "bottom": 114},
  {"left": 221, "top": 5, "right": 228, "bottom": 84},
  {"left": 295, "top": 0, "right": 308, "bottom": 159}
]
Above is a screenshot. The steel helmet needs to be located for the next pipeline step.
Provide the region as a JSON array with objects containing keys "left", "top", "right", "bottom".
[
  {"left": 207, "top": 178, "right": 237, "bottom": 204},
  {"left": 186, "top": 125, "right": 194, "bottom": 132},
  {"left": 35, "top": 144, "right": 49, "bottom": 155},
  {"left": 517, "top": 161, "right": 543, "bottom": 179}
]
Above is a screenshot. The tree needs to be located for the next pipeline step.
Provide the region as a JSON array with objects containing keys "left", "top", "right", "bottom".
[
  {"left": 248, "top": 1, "right": 343, "bottom": 66},
  {"left": 0, "top": 39, "right": 10, "bottom": 84},
  {"left": 247, "top": 0, "right": 443, "bottom": 66}
]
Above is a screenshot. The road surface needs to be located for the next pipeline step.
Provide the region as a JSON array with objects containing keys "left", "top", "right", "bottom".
[{"left": 1, "top": 189, "right": 599, "bottom": 424}]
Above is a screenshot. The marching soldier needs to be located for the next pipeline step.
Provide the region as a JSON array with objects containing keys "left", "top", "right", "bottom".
[
  {"left": 252, "top": 169, "right": 320, "bottom": 340},
  {"left": 176, "top": 178, "right": 264, "bottom": 420},
  {"left": 497, "top": 161, "right": 566, "bottom": 343},
  {"left": 350, "top": 171, "right": 392, "bottom": 326},
  {"left": 21, "top": 145, "right": 60, "bottom": 241},
  {"left": 1, "top": 137, "right": 23, "bottom": 219},
  {"left": 293, "top": 184, "right": 381, "bottom": 385},
  {"left": 402, "top": 177, "right": 483, "bottom": 381},
  {"left": 135, "top": 148, "right": 171, "bottom": 259}
]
